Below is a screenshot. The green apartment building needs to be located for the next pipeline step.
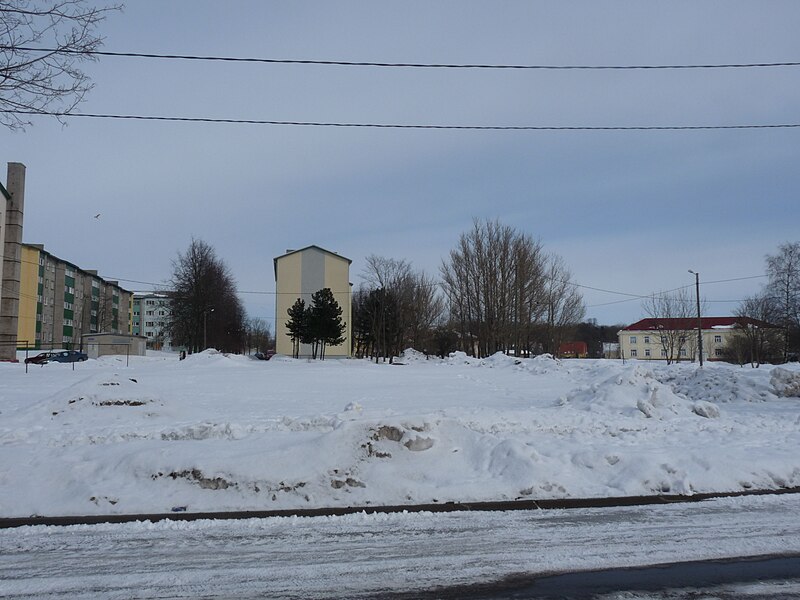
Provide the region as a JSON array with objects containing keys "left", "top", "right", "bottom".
[{"left": 18, "top": 244, "right": 132, "bottom": 350}]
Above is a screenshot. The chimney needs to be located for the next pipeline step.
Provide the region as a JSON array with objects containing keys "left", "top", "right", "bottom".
[{"left": 0, "top": 163, "right": 26, "bottom": 360}]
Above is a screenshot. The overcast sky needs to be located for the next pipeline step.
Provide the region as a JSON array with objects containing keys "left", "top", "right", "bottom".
[{"left": 4, "top": 1, "right": 800, "bottom": 329}]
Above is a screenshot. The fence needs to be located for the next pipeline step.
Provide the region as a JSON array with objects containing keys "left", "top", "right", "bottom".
[{"left": 0, "top": 340, "right": 134, "bottom": 372}]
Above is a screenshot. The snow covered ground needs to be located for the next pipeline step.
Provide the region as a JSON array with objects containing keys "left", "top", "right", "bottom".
[
  {"left": 1, "top": 350, "right": 799, "bottom": 518},
  {"left": 2, "top": 495, "right": 799, "bottom": 599}
]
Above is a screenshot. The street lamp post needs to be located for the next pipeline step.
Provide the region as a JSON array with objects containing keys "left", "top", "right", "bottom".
[
  {"left": 203, "top": 307, "right": 215, "bottom": 350},
  {"left": 688, "top": 270, "right": 703, "bottom": 367}
]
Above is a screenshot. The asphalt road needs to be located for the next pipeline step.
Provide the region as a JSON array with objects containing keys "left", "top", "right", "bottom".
[{"left": 1, "top": 494, "right": 799, "bottom": 599}]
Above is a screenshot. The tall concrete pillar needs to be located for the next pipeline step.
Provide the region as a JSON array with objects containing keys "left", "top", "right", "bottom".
[{"left": 0, "top": 163, "right": 25, "bottom": 361}]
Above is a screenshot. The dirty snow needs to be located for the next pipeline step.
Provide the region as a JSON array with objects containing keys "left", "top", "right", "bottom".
[{"left": 1, "top": 350, "right": 798, "bottom": 517}]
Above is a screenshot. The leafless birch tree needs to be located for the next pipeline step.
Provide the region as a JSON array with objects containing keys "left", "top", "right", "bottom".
[
  {"left": 441, "top": 219, "right": 584, "bottom": 357},
  {"left": 765, "top": 241, "right": 800, "bottom": 362}
]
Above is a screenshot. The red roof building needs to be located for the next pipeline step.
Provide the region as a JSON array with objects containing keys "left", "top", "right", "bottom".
[
  {"left": 621, "top": 317, "right": 774, "bottom": 332},
  {"left": 618, "top": 317, "right": 777, "bottom": 362}
]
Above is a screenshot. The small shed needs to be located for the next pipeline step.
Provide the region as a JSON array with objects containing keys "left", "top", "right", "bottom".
[
  {"left": 558, "top": 341, "right": 588, "bottom": 359},
  {"left": 81, "top": 333, "right": 147, "bottom": 359}
]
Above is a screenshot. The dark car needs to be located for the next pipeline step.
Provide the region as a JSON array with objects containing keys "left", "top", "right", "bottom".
[
  {"left": 25, "top": 351, "right": 55, "bottom": 365},
  {"left": 49, "top": 350, "right": 88, "bottom": 363},
  {"left": 26, "top": 350, "right": 88, "bottom": 364}
]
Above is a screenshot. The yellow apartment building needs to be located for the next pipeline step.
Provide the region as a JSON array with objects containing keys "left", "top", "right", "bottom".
[
  {"left": 18, "top": 244, "right": 133, "bottom": 350},
  {"left": 274, "top": 246, "right": 352, "bottom": 358}
]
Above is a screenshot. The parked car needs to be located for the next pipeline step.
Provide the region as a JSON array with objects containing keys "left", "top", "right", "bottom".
[
  {"left": 49, "top": 350, "right": 88, "bottom": 363},
  {"left": 26, "top": 350, "right": 88, "bottom": 364},
  {"left": 25, "top": 351, "right": 55, "bottom": 365}
]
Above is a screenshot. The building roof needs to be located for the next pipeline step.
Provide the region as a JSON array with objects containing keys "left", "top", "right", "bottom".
[
  {"left": 22, "top": 243, "right": 133, "bottom": 294},
  {"left": 273, "top": 245, "right": 352, "bottom": 279},
  {"left": 622, "top": 317, "right": 778, "bottom": 331}
]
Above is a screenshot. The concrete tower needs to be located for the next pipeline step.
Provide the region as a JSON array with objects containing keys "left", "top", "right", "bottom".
[{"left": 0, "top": 163, "right": 26, "bottom": 361}]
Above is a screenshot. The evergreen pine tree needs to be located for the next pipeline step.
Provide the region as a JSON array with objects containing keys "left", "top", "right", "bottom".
[
  {"left": 309, "top": 288, "right": 346, "bottom": 360},
  {"left": 285, "top": 298, "right": 307, "bottom": 359}
]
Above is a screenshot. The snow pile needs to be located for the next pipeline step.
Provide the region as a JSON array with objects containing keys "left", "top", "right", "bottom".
[
  {"left": 396, "top": 348, "right": 435, "bottom": 364},
  {"left": 771, "top": 366, "right": 800, "bottom": 397},
  {"left": 1, "top": 354, "right": 798, "bottom": 517},
  {"left": 563, "top": 364, "right": 697, "bottom": 420}
]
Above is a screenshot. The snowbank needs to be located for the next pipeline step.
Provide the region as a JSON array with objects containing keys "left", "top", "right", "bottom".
[{"left": 0, "top": 354, "right": 798, "bottom": 517}]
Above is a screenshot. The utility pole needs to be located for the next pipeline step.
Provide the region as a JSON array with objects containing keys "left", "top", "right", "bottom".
[
  {"left": 203, "top": 307, "right": 214, "bottom": 350},
  {"left": 688, "top": 270, "right": 703, "bottom": 366}
]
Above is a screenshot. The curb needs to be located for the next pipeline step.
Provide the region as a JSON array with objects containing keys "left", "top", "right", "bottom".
[{"left": 2, "top": 486, "right": 799, "bottom": 529}]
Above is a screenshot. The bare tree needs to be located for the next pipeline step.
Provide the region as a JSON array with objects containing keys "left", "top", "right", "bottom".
[
  {"left": 0, "top": 0, "right": 121, "bottom": 130},
  {"left": 441, "top": 219, "right": 522, "bottom": 356},
  {"left": 245, "top": 317, "right": 272, "bottom": 355},
  {"left": 731, "top": 293, "right": 782, "bottom": 367},
  {"left": 539, "top": 255, "right": 586, "bottom": 355},
  {"left": 168, "top": 239, "right": 245, "bottom": 354},
  {"left": 765, "top": 241, "right": 800, "bottom": 362},
  {"left": 360, "top": 256, "right": 411, "bottom": 361},
  {"left": 407, "top": 270, "right": 445, "bottom": 351},
  {"left": 440, "top": 219, "right": 582, "bottom": 358},
  {"left": 360, "top": 255, "right": 444, "bottom": 360},
  {"left": 642, "top": 288, "right": 697, "bottom": 364}
]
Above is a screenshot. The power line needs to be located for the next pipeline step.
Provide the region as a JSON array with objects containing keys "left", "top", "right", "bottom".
[
  {"left": 5, "top": 46, "right": 800, "bottom": 71},
  {"left": 105, "top": 273, "right": 767, "bottom": 303},
  {"left": 4, "top": 109, "right": 800, "bottom": 131},
  {"left": 584, "top": 275, "right": 768, "bottom": 308}
]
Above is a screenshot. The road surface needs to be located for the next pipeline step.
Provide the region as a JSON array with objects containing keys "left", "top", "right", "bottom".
[{"left": 1, "top": 494, "right": 799, "bottom": 598}]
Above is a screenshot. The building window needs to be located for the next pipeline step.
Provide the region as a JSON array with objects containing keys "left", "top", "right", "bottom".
[
  {"left": 661, "top": 349, "right": 667, "bottom": 357},
  {"left": 630, "top": 349, "right": 638, "bottom": 357},
  {"left": 630, "top": 336, "right": 637, "bottom": 344},
  {"left": 644, "top": 336, "right": 650, "bottom": 344},
  {"left": 645, "top": 349, "right": 651, "bottom": 357},
  {"left": 680, "top": 348, "right": 687, "bottom": 356},
  {"left": 714, "top": 335, "right": 722, "bottom": 343},
  {"left": 715, "top": 348, "right": 723, "bottom": 357}
]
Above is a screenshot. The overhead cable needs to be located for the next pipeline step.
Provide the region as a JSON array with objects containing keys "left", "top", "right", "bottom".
[
  {"left": 4, "top": 46, "right": 800, "bottom": 71},
  {"left": 4, "top": 109, "right": 800, "bottom": 131}
]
